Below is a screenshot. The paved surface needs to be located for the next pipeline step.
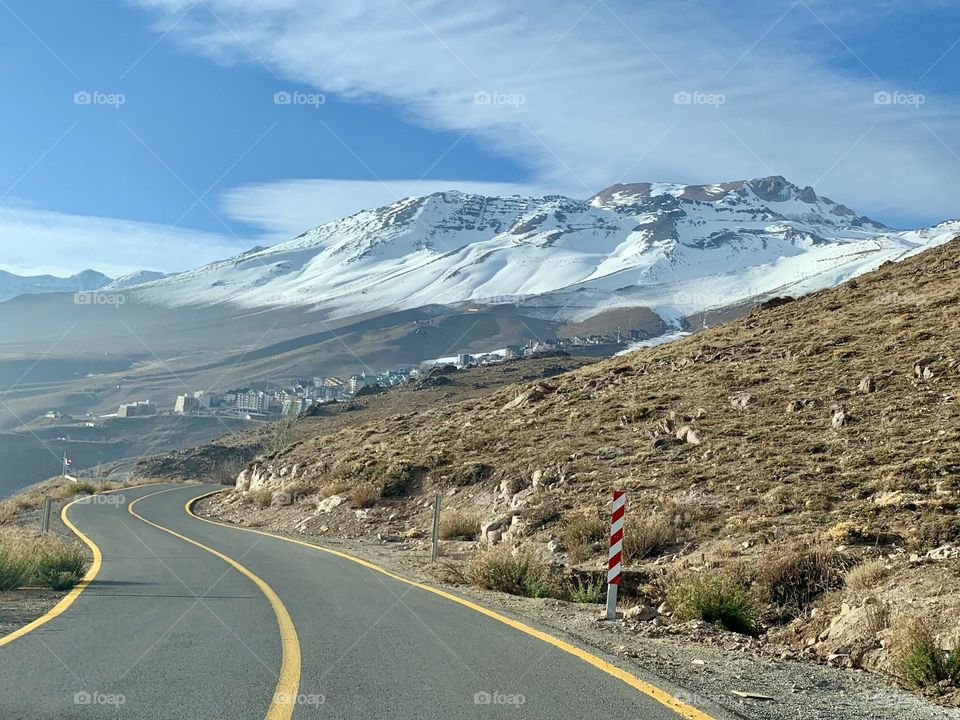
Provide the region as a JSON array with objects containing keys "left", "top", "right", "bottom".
[{"left": 0, "top": 484, "right": 715, "bottom": 719}]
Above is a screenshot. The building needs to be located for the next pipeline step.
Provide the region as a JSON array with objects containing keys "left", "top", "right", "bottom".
[
  {"left": 118, "top": 400, "right": 155, "bottom": 418},
  {"left": 236, "top": 389, "right": 268, "bottom": 414},
  {"left": 174, "top": 394, "right": 199, "bottom": 414}
]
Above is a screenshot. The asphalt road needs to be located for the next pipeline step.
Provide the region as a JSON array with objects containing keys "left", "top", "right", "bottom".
[{"left": 0, "top": 484, "right": 719, "bottom": 720}]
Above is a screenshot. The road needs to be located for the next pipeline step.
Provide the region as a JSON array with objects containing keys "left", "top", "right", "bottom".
[{"left": 0, "top": 483, "right": 721, "bottom": 719}]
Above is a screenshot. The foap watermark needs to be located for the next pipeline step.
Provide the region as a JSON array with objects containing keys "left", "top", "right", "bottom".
[
  {"left": 273, "top": 90, "right": 325, "bottom": 108},
  {"left": 74, "top": 292, "right": 125, "bottom": 308},
  {"left": 273, "top": 691, "right": 325, "bottom": 707},
  {"left": 73, "top": 493, "right": 125, "bottom": 507},
  {"left": 473, "top": 690, "right": 526, "bottom": 708},
  {"left": 874, "top": 290, "right": 925, "bottom": 307},
  {"left": 473, "top": 90, "right": 525, "bottom": 108},
  {"left": 74, "top": 690, "right": 125, "bottom": 707},
  {"left": 673, "top": 90, "right": 725, "bottom": 108},
  {"left": 73, "top": 91, "right": 125, "bottom": 108},
  {"left": 873, "top": 90, "right": 925, "bottom": 108}
]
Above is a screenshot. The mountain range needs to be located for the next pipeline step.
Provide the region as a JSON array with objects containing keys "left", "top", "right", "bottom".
[
  {"left": 117, "top": 175, "right": 959, "bottom": 328},
  {"left": 0, "top": 269, "right": 166, "bottom": 303}
]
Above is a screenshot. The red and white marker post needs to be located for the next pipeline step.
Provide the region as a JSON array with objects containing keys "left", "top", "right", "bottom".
[{"left": 606, "top": 490, "right": 625, "bottom": 620}]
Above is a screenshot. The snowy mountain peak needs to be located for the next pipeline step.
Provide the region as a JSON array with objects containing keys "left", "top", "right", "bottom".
[{"left": 128, "top": 177, "right": 956, "bottom": 326}]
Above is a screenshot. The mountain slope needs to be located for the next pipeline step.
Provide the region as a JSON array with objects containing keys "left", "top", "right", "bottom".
[
  {"left": 213, "top": 234, "right": 960, "bottom": 688},
  {"left": 129, "top": 176, "right": 959, "bottom": 326},
  {"left": 0, "top": 269, "right": 112, "bottom": 303}
]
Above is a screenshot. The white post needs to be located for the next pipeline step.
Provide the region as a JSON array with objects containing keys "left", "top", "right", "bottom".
[
  {"left": 606, "top": 490, "right": 626, "bottom": 621},
  {"left": 431, "top": 494, "right": 441, "bottom": 562}
]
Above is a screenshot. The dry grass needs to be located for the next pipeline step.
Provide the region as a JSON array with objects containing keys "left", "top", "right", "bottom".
[
  {"left": 560, "top": 510, "right": 607, "bottom": 562},
  {"left": 439, "top": 510, "right": 480, "bottom": 540},
  {"left": 465, "top": 546, "right": 560, "bottom": 599},
  {"left": 0, "top": 528, "right": 88, "bottom": 591},
  {"left": 350, "top": 482, "right": 381, "bottom": 509},
  {"left": 622, "top": 514, "right": 675, "bottom": 564},
  {"left": 249, "top": 488, "right": 274, "bottom": 509},
  {"left": 844, "top": 558, "right": 889, "bottom": 592},
  {"left": 755, "top": 546, "right": 847, "bottom": 619},
  {"left": 666, "top": 571, "right": 755, "bottom": 635}
]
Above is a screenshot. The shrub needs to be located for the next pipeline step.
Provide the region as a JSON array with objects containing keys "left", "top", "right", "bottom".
[
  {"left": 439, "top": 510, "right": 480, "bottom": 540},
  {"left": 622, "top": 515, "right": 675, "bottom": 564},
  {"left": 844, "top": 558, "right": 889, "bottom": 592},
  {"left": 667, "top": 572, "right": 755, "bottom": 635},
  {"left": 521, "top": 501, "right": 560, "bottom": 530},
  {"left": 898, "top": 618, "right": 960, "bottom": 691},
  {"left": 560, "top": 511, "right": 607, "bottom": 562},
  {"left": 34, "top": 539, "right": 88, "bottom": 591},
  {"left": 63, "top": 481, "right": 97, "bottom": 499},
  {"left": 566, "top": 574, "right": 605, "bottom": 604},
  {"left": 250, "top": 489, "right": 274, "bottom": 509},
  {"left": 382, "top": 462, "right": 418, "bottom": 498},
  {"left": 756, "top": 546, "right": 846, "bottom": 618},
  {"left": 450, "top": 463, "right": 493, "bottom": 487},
  {"left": 465, "top": 547, "right": 560, "bottom": 599},
  {"left": 0, "top": 540, "right": 33, "bottom": 591},
  {"left": 350, "top": 482, "right": 381, "bottom": 509}
]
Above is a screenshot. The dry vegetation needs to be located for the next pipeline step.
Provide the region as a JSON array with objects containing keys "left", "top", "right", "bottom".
[{"left": 208, "top": 237, "right": 960, "bottom": 699}]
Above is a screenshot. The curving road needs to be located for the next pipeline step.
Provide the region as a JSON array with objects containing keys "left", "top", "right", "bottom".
[{"left": 0, "top": 484, "right": 722, "bottom": 720}]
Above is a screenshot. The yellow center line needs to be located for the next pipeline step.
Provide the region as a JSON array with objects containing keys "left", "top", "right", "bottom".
[
  {"left": 0, "top": 482, "right": 171, "bottom": 648},
  {"left": 185, "top": 488, "right": 715, "bottom": 720},
  {"left": 127, "top": 488, "right": 301, "bottom": 720}
]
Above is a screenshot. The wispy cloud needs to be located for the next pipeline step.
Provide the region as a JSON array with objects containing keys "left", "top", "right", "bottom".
[
  {"left": 0, "top": 203, "right": 249, "bottom": 276},
  {"left": 128, "top": 0, "right": 960, "bottom": 227}
]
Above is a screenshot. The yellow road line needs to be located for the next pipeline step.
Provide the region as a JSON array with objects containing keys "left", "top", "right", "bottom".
[
  {"left": 128, "top": 488, "right": 301, "bottom": 720},
  {"left": 0, "top": 483, "right": 169, "bottom": 648},
  {"left": 186, "top": 488, "right": 714, "bottom": 720}
]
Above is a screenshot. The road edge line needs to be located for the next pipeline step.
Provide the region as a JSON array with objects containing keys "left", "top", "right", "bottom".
[
  {"left": 187, "top": 488, "right": 714, "bottom": 720},
  {"left": 0, "top": 483, "right": 168, "bottom": 648},
  {"left": 128, "top": 488, "right": 301, "bottom": 720}
]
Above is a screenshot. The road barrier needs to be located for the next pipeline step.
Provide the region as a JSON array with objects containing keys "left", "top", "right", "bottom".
[
  {"left": 431, "top": 494, "right": 441, "bottom": 562},
  {"left": 606, "top": 490, "right": 625, "bottom": 620}
]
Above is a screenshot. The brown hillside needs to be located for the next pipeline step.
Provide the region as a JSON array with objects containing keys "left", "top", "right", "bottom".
[{"left": 216, "top": 236, "right": 960, "bottom": 692}]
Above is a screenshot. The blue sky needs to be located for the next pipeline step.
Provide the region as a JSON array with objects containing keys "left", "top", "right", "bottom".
[{"left": 1, "top": 0, "right": 959, "bottom": 276}]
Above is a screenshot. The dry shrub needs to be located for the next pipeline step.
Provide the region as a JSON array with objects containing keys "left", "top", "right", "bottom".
[
  {"left": 439, "top": 510, "right": 480, "bottom": 540},
  {"left": 756, "top": 546, "right": 847, "bottom": 619},
  {"left": 844, "top": 558, "right": 889, "bottom": 592},
  {"left": 33, "top": 535, "right": 88, "bottom": 590},
  {"left": 560, "top": 510, "right": 607, "bottom": 562},
  {"left": 0, "top": 534, "right": 33, "bottom": 591},
  {"left": 322, "top": 480, "right": 353, "bottom": 497},
  {"left": 465, "top": 546, "right": 559, "bottom": 598},
  {"left": 520, "top": 501, "right": 560, "bottom": 530},
  {"left": 622, "top": 514, "right": 675, "bottom": 564},
  {"left": 250, "top": 488, "right": 274, "bottom": 509},
  {"left": 350, "top": 482, "right": 381, "bottom": 509}
]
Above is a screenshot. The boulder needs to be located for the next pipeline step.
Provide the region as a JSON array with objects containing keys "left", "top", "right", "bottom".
[
  {"left": 728, "top": 391, "right": 754, "bottom": 409},
  {"left": 480, "top": 518, "right": 511, "bottom": 545},
  {"left": 857, "top": 376, "right": 876, "bottom": 394},
  {"left": 831, "top": 405, "right": 849, "bottom": 429},
  {"left": 317, "top": 494, "right": 346, "bottom": 513},
  {"left": 675, "top": 425, "right": 701, "bottom": 445},
  {"left": 624, "top": 604, "right": 659, "bottom": 621},
  {"left": 914, "top": 357, "right": 936, "bottom": 380}
]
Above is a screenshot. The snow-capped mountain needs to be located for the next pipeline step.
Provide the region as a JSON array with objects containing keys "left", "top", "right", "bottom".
[
  {"left": 129, "top": 176, "right": 960, "bottom": 324},
  {"left": 102, "top": 270, "right": 167, "bottom": 291},
  {"left": 0, "top": 269, "right": 112, "bottom": 303}
]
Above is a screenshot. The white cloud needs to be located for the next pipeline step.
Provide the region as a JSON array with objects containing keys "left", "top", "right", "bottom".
[
  {"left": 128, "top": 0, "right": 960, "bottom": 227},
  {"left": 0, "top": 203, "right": 250, "bottom": 277}
]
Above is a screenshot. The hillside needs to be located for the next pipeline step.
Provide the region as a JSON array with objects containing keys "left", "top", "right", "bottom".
[{"left": 204, "top": 235, "right": 960, "bottom": 697}]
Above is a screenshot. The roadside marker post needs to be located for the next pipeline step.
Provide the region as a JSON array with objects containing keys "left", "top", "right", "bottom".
[
  {"left": 431, "top": 494, "right": 441, "bottom": 562},
  {"left": 606, "top": 490, "right": 625, "bottom": 621},
  {"left": 41, "top": 498, "right": 52, "bottom": 534}
]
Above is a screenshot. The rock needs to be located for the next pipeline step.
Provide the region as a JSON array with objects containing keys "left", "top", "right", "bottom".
[
  {"left": 691, "top": 658, "right": 706, "bottom": 666},
  {"left": 501, "top": 385, "right": 552, "bottom": 411},
  {"left": 830, "top": 405, "right": 848, "bottom": 429},
  {"left": 354, "top": 509, "right": 370, "bottom": 520},
  {"left": 652, "top": 437, "right": 672, "bottom": 451},
  {"left": 728, "top": 391, "right": 754, "bottom": 409},
  {"left": 675, "top": 425, "right": 701, "bottom": 445},
  {"left": 657, "top": 601, "right": 671, "bottom": 616},
  {"left": 926, "top": 544, "right": 960, "bottom": 561},
  {"left": 914, "top": 357, "right": 936, "bottom": 380},
  {"left": 317, "top": 494, "right": 346, "bottom": 513},
  {"left": 858, "top": 376, "right": 876, "bottom": 394},
  {"left": 271, "top": 491, "right": 293, "bottom": 507},
  {"left": 546, "top": 540, "right": 560, "bottom": 554},
  {"left": 403, "top": 527, "right": 423, "bottom": 539},
  {"left": 480, "top": 518, "right": 510, "bottom": 545},
  {"left": 624, "top": 604, "right": 659, "bottom": 621}
]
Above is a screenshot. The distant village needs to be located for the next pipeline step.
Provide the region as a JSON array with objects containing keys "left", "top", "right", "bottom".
[{"left": 47, "top": 332, "right": 637, "bottom": 425}]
